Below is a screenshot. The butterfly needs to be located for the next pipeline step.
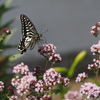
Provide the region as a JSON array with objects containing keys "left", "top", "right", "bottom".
[{"left": 18, "top": 14, "right": 42, "bottom": 54}]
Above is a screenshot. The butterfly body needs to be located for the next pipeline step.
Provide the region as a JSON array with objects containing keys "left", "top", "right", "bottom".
[{"left": 18, "top": 14, "right": 42, "bottom": 54}]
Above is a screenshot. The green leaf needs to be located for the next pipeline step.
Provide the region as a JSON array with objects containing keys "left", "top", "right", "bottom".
[
  {"left": 0, "top": 6, "right": 17, "bottom": 19},
  {"left": 0, "top": 18, "right": 16, "bottom": 29},
  {"left": 0, "top": 49, "right": 3, "bottom": 51},
  {"left": 53, "top": 89, "right": 61, "bottom": 95},
  {"left": 53, "top": 67, "right": 68, "bottom": 74},
  {"left": 4, "top": 0, "right": 13, "bottom": 7},
  {"left": 8, "top": 53, "right": 23, "bottom": 62},
  {"left": 67, "top": 50, "right": 87, "bottom": 78},
  {"left": 87, "top": 78, "right": 95, "bottom": 82},
  {"left": 1, "top": 44, "right": 17, "bottom": 49}
]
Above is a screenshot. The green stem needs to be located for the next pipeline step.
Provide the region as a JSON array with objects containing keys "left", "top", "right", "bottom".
[
  {"left": 95, "top": 70, "right": 99, "bottom": 83},
  {"left": 50, "top": 61, "right": 55, "bottom": 68},
  {"left": 2, "top": 93, "right": 9, "bottom": 100}
]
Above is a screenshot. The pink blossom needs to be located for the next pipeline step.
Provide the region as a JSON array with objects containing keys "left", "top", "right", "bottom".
[
  {"left": 48, "top": 53, "right": 62, "bottom": 62},
  {"left": 43, "top": 68, "right": 61, "bottom": 88},
  {"left": 13, "top": 62, "right": 30, "bottom": 75},
  {"left": 64, "top": 91, "right": 83, "bottom": 100},
  {"left": 0, "top": 81, "right": 4, "bottom": 92},
  {"left": 88, "top": 59, "right": 100, "bottom": 71},
  {"left": 90, "top": 41, "right": 100, "bottom": 55},
  {"left": 90, "top": 22, "right": 100, "bottom": 37},
  {"left": 9, "top": 95, "right": 18, "bottom": 100},
  {"left": 38, "top": 43, "right": 56, "bottom": 57},
  {"left": 80, "top": 82, "right": 100, "bottom": 99},
  {"left": 75, "top": 72, "right": 88, "bottom": 82}
]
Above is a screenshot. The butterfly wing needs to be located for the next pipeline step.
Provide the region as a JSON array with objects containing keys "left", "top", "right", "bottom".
[
  {"left": 18, "top": 14, "right": 38, "bottom": 54},
  {"left": 20, "top": 14, "right": 37, "bottom": 36}
]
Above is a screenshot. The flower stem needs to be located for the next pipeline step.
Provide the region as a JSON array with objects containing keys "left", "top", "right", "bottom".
[
  {"left": 50, "top": 61, "right": 55, "bottom": 68},
  {"left": 45, "top": 59, "right": 48, "bottom": 71},
  {"left": 2, "top": 93, "right": 9, "bottom": 100},
  {"left": 95, "top": 70, "right": 99, "bottom": 83}
]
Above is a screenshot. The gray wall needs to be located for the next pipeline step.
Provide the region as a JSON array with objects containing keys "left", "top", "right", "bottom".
[{"left": 2, "top": 0, "right": 100, "bottom": 69}]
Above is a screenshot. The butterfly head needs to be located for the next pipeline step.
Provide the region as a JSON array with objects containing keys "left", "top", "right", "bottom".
[
  {"left": 18, "top": 46, "right": 27, "bottom": 54},
  {"left": 39, "top": 34, "right": 42, "bottom": 38}
]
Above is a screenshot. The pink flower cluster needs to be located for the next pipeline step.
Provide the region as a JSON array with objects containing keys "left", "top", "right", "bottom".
[
  {"left": 0, "top": 28, "right": 11, "bottom": 41},
  {"left": 80, "top": 82, "right": 100, "bottom": 99},
  {"left": 13, "top": 62, "right": 30, "bottom": 75},
  {"left": 90, "top": 41, "right": 100, "bottom": 55},
  {"left": 40, "top": 94, "right": 51, "bottom": 100},
  {"left": 11, "top": 73, "right": 36, "bottom": 96},
  {"left": 43, "top": 68, "right": 69, "bottom": 89},
  {"left": 90, "top": 22, "right": 100, "bottom": 37},
  {"left": 88, "top": 59, "right": 100, "bottom": 71},
  {"left": 38, "top": 44, "right": 62, "bottom": 62},
  {"left": 9, "top": 63, "right": 69, "bottom": 100},
  {"left": 9, "top": 95, "right": 18, "bottom": 100},
  {"left": 64, "top": 91, "right": 84, "bottom": 100},
  {"left": 75, "top": 72, "right": 88, "bottom": 82},
  {"left": 43, "top": 68, "right": 61, "bottom": 88},
  {"left": 34, "top": 80, "right": 44, "bottom": 92},
  {"left": 0, "top": 81, "right": 4, "bottom": 92}
]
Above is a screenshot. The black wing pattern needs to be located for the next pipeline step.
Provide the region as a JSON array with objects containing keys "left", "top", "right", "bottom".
[{"left": 18, "top": 14, "right": 42, "bottom": 54}]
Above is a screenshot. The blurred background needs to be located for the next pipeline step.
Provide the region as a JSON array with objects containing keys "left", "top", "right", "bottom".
[{"left": 1, "top": 0, "right": 100, "bottom": 77}]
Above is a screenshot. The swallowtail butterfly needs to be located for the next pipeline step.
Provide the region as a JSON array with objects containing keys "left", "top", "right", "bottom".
[{"left": 18, "top": 14, "right": 42, "bottom": 54}]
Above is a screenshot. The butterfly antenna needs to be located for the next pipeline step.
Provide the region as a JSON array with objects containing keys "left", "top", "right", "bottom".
[
  {"left": 40, "top": 25, "right": 43, "bottom": 34},
  {"left": 41, "top": 29, "right": 48, "bottom": 34},
  {"left": 40, "top": 25, "right": 48, "bottom": 34}
]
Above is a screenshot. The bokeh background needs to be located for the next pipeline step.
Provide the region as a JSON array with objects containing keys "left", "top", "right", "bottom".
[{"left": 1, "top": 0, "right": 100, "bottom": 77}]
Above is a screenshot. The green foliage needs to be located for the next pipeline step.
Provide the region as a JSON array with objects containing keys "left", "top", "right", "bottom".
[
  {"left": 53, "top": 50, "right": 87, "bottom": 99},
  {"left": 0, "top": 1, "right": 21, "bottom": 99},
  {"left": 67, "top": 50, "right": 87, "bottom": 78},
  {"left": 54, "top": 50, "right": 87, "bottom": 78},
  {"left": 53, "top": 67, "right": 68, "bottom": 74}
]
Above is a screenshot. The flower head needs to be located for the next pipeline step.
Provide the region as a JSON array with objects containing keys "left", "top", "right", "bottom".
[
  {"left": 34, "top": 80, "right": 44, "bottom": 92},
  {"left": 80, "top": 82, "right": 100, "bottom": 99},
  {"left": 0, "top": 28, "right": 11, "bottom": 41},
  {"left": 11, "top": 72, "right": 36, "bottom": 96},
  {"left": 16, "top": 74, "right": 36, "bottom": 96},
  {"left": 7, "top": 86, "right": 14, "bottom": 95},
  {"left": 91, "top": 22, "right": 100, "bottom": 37},
  {"left": 90, "top": 41, "right": 100, "bottom": 55},
  {"left": 38, "top": 44, "right": 56, "bottom": 57},
  {"left": 0, "top": 81, "right": 4, "bottom": 92},
  {"left": 88, "top": 59, "right": 100, "bottom": 71},
  {"left": 38, "top": 44, "right": 62, "bottom": 63},
  {"left": 75, "top": 72, "right": 88, "bottom": 82},
  {"left": 11, "top": 76, "right": 20, "bottom": 87},
  {"left": 9, "top": 95, "right": 18, "bottom": 100},
  {"left": 13, "top": 62, "right": 30, "bottom": 75},
  {"left": 64, "top": 91, "right": 84, "bottom": 100},
  {"left": 33, "top": 67, "right": 41, "bottom": 76},
  {"left": 43, "top": 68, "right": 61, "bottom": 89},
  {"left": 48, "top": 53, "right": 62, "bottom": 62},
  {"left": 60, "top": 77, "right": 69, "bottom": 86}
]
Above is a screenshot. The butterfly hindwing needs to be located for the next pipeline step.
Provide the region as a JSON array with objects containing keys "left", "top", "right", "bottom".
[{"left": 18, "top": 14, "right": 42, "bottom": 54}]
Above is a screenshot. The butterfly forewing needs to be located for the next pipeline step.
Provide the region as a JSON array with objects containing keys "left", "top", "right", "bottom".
[
  {"left": 20, "top": 14, "right": 37, "bottom": 35},
  {"left": 18, "top": 14, "right": 42, "bottom": 54}
]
